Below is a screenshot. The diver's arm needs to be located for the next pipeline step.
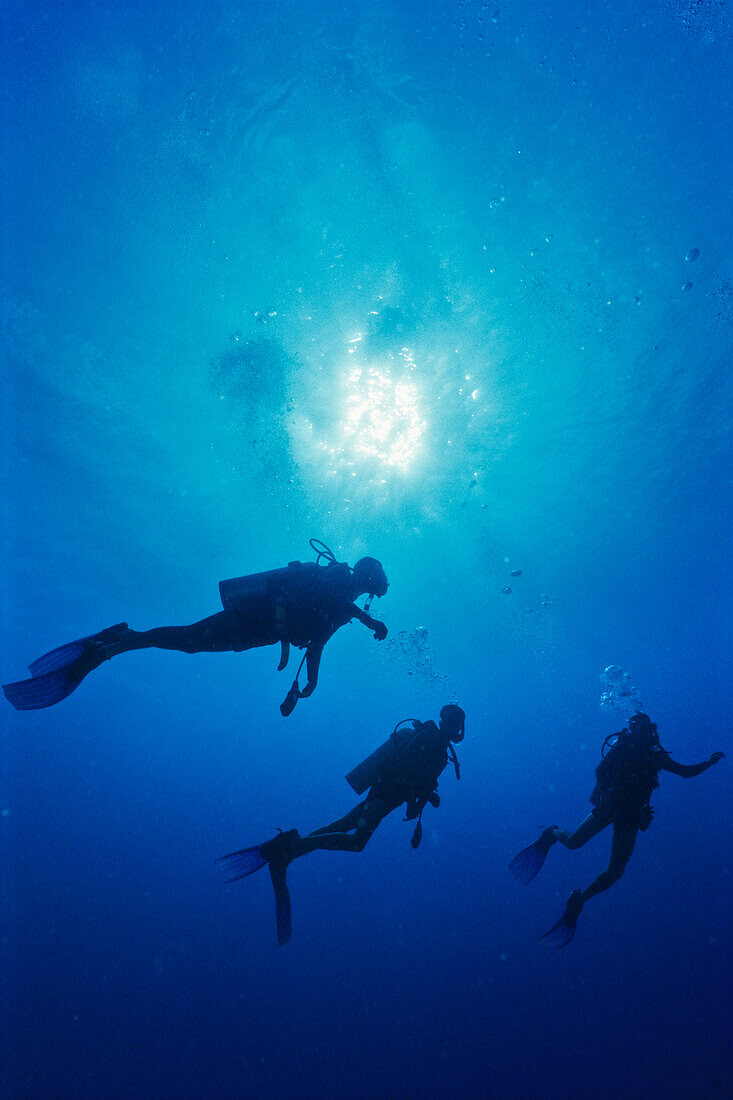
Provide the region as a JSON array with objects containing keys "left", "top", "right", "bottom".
[
  {"left": 326, "top": 568, "right": 387, "bottom": 639},
  {"left": 348, "top": 603, "right": 387, "bottom": 639},
  {"left": 420, "top": 783, "right": 441, "bottom": 809},
  {"left": 661, "top": 752, "right": 725, "bottom": 778}
]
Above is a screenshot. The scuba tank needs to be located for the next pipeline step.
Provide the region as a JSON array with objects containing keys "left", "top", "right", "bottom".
[
  {"left": 220, "top": 561, "right": 316, "bottom": 680},
  {"left": 346, "top": 718, "right": 461, "bottom": 849},
  {"left": 219, "top": 539, "right": 380, "bottom": 717},
  {"left": 220, "top": 541, "right": 340, "bottom": 705},
  {"left": 591, "top": 728, "right": 663, "bottom": 826},
  {"left": 345, "top": 720, "right": 420, "bottom": 795},
  {"left": 346, "top": 719, "right": 460, "bottom": 795},
  {"left": 219, "top": 539, "right": 341, "bottom": 611},
  {"left": 219, "top": 561, "right": 314, "bottom": 610},
  {"left": 591, "top": 731, "right": 627, "bottom": 805}
]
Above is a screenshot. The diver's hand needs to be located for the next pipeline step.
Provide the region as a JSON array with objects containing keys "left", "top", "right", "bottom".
[
  {"left": 371, "top": 620, "right": 388, "bottom": 641},
  {"left": 299, "top": 681, "right": 316, "bottom": 698},
  {"left": 709, "top": 751, "right": 725, "bottom": 765}
]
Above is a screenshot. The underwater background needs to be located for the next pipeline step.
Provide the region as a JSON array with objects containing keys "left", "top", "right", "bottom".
[{"left": 2, "top": 1, "right": 731, "bottom": 1097}]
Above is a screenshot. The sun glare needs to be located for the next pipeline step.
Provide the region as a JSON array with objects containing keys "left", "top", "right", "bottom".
[{"left": 338, "top": 352, "right": 425, "bottom": 472}]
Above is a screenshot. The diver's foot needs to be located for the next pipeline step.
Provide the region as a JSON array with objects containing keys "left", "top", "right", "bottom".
[
  {"left": 84, "top": 622, "right": 131, "bottom": 662},
  {"left": 259, "top": 828, "right": 300, "bottom": 866},
  {"left": 27, "top": 622, "right": 129, "bottom": 677},
  {"left": 60, "top": 622, "right": 131, "bottom": 682},
  {"left": 536, "top": 826, "right": 559, "bottom": 854}
]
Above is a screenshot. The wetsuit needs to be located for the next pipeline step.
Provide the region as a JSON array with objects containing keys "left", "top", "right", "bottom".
[
  {"left": 288, "top": 720, "right": 451, "bottom": 856},
  {"left": 552, "top": 738, "right": 720, "bottom": 911},
  {"left": 3, "top": 556, "right": 388, "bottom": 712},
  {"left": 99, "top": 561, "right": 379, "bottom": 692},
  {"left": 590, "top": 739, "right": 670, "bottom": 829},
  {"left": 217, "top": 710, "right": 465, "bottom": 944}
]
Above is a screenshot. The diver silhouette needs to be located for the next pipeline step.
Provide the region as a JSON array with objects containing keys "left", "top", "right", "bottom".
[
  {"left": 217, "top": 704, "right": 466, "bottom": 944},
  {"left": 509, "top": 712, "right": 725, "bottom": 946},
  {"left": 3, "top": 539, "right": 389, "bottom": 716}
]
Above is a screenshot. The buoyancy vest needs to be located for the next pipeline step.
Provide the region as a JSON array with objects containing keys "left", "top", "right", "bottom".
[{"left": 591, "top": 732, "right": 669, "bottom": 824}]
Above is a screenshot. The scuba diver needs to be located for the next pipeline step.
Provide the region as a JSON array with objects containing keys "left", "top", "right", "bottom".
[
  {"left": 3, "top": 540, "right": 388, "bottom": 716},
  {"left": 217, "top": 703, "right": 466, "bottom": 945},
  {"left": 509, "top": 712, "right": 725, "bottom": 946}
]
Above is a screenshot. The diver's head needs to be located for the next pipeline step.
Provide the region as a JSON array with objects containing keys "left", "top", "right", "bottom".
[
  {"left": 439, "top": 703, "right": 466, "bottom": 742},
  {"left": 352, "top": 557, "right": 389, "bottom": 598},
  {"left": 627, "top": 712, "right": 658, "bottom": 746}
]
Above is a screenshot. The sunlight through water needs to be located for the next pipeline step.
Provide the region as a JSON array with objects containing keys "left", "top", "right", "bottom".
[
  {"left": 339, "top": 350, "right": 424, "bottom": 471},
  {"left": 311, "top": 345, "right": 426, "bottom": 479}
]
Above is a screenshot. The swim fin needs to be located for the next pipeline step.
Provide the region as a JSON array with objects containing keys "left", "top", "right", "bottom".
[
  {"left": 509, "top": 827, "right": 558, "bottom": 884},
  {"left": 4, "top": 625, "right": 129, "bottom": 711},
  {"left": 269, "top": 860, "right": 292, "bottom": 946},
  {"left": 539, "top": 890, "right": 584, "bottom": 948},
  {"left": 215, "top": 845, "right": 269, "bottom": 882},
  {"left": 217, "top": 829, "right": 299, "bottom": 881},
  {"left": 218, "top": 829, "right": 298, "bottom": 944},
  {"left": 28, "top": 623, "right": 129, "bottom": 675},
  {"left": 3, "top": 663, "right": 92, "bottom": 710}
]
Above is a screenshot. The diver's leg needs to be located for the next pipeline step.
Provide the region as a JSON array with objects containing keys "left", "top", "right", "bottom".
[
  {"left": 579, "top": 824, "right": 637, "bottom": 904},
  {"left": 510, "top": 812, "right": 607, "bottom": 885},
  {"left": 553, "top": 810, "right": 610, "bottom": 850},
  {"left": 106, "top": 610, "right": 272, "bottom": 655},
  {"left": 290, "top": 800, "right": 391, "bottom": 858},
  {"left": 307, "top": 804, "right": 367, "bottom": 836},
  {"left": 539, "top": 820, "right": 637, "bottom": 947},
  {"left": 293, "top": 823, "right": 376, "bottom": 855}
]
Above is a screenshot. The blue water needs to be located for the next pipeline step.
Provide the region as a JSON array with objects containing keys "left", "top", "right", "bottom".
[{"left": 2, "top": 2, "right": 731, "bottom": 1097}]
